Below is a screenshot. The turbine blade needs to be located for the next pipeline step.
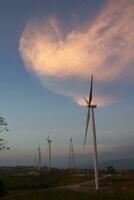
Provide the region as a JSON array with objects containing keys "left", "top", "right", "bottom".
[
  {"left": 83, "top": 97, "right": 89, "bottom": 105},
  {"left": 89, "top": 74, "right": 93, "bottom": 105},
  {"left": 84, "top": 107, "right": 90, "bottom": 146}
]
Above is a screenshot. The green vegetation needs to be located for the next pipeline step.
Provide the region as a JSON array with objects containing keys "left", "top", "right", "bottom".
[
  {"left": 2, "top": 189, "right": 134, "bottom": 200},
  {"left": 0, "top": 170, "right": 90, "bottom": 190},
  {"left": 0, "top": 169, "right": 134, "bottom": 200}
]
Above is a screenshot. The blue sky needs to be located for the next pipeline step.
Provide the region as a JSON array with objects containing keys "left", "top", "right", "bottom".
[{"left": 0, "top": 0, "right": 134, "bottom": 167}]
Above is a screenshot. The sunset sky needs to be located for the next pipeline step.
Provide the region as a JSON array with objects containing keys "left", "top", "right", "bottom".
[{"left": 0, "top": 0, "right": 134, "bottom": 167}]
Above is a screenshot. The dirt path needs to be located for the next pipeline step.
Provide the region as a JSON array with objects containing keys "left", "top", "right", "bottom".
[
  {"left": 63, "top": 174, "right": 113, "bottom": 192},
  {"left": 44, "top": 174, "right": 113, "bottom": 193}
]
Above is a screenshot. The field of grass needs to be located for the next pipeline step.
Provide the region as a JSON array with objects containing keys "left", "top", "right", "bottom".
[
  {"left": 100, "top": 172, "right": 134, "bottom": 191},
  {"left": 0, "top": 169, "right": 134, "bottom": 200},
  {"left": 2, "top": 188, "right": 134, "bottom": 200},
  {"left": 0, "top": 170, "right": 91, "bottom": 190}
]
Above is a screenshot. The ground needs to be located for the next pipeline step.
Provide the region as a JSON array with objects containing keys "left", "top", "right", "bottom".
[{"left": 0, "top": 169, "right": 134, "bottom": 200}]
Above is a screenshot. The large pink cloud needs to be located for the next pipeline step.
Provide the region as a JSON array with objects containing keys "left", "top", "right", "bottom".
[{"left": 19, "top": 0, "right": 134, "bottom": 106}]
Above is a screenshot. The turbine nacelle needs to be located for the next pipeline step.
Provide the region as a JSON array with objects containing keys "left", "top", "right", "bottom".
[
  {"left": 46, "top": 135, "right": 52, "bottom": 143},
  {"left": 84, "top": 97, "right": 97, "bottom": 108},
  {"left": 46, "top": 138, "right": 52, "bottom": 143}
]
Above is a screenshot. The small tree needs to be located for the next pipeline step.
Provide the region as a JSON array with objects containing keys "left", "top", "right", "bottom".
[
  {"left": 0, "top": 116, "right": 10, "bottom": 151},
  {"left": 0, "top": 116, "right": 8, "bottom": 132},
  {"left": 107, "top": 166, "right": 116, "bottom": 173},
  {"left": 0, "top": 116, "right": 9, "bottom": 197}
]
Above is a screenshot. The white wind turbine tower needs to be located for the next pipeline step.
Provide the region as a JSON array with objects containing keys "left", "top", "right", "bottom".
[
  {"left": 84, "top": 74, "right": 99, "bottom": 190},
  {"left": 38, "top": 146, "right": 42, "bottom": 171},
  {"left": 46, "top": 136, "right": 52, "bottom": 172}
]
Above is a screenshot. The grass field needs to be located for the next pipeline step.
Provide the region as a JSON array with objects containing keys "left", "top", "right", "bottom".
[
  {"left": 2, "top": 189, "right": 134, "bottom": 200},
  {"left": 0, "top": 170, "right": 91, "bottom": 190},
  {"left": 0, "top": 169, "right": 134, "bottom": 200}
]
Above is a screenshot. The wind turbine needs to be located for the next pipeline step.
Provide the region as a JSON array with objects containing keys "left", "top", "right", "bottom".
[
  {"left": 84, "top": 74, "right": 99, "bottom": 190},
  {"left": 33, "top": 154, "right": 37, "bottom": 171},
  {"left": 38, "top": 146, "right": 42, "bottom": 171},
  {"left": 68, "top": 138, "right": 76, "bottom": 170},
  {"left": 46, "top": 136, "right": 52, "bottom": 172}
]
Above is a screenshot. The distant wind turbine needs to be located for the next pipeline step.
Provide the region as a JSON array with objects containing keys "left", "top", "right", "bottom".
[
  {"left": 84, "top": 74, "right": 99, "bottom": 190},
  {"left": 46, "top": 136, "right": 52, "bottom": 172},
  {"left": 68, "top": 138, "right": 76, "bottom": 170},
  {"left": 38, "top": 146, "right": 42, "bottom": 171}
]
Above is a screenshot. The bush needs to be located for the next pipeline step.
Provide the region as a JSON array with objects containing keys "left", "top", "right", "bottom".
[{"left": 0, "top": 181, "right": 5, "bottom": 197}]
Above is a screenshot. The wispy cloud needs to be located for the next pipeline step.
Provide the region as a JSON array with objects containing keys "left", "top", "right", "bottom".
[{"left": 19, "top": 0, "right": 134, "bottom": 106}]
